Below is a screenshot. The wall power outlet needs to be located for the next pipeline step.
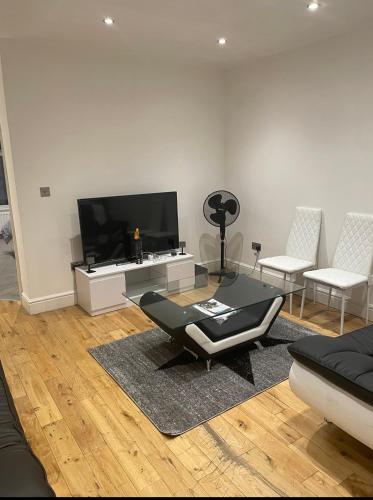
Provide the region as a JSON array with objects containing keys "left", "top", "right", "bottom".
[{"left": 252, "top": 242, "right": 262, "bottom": 253}]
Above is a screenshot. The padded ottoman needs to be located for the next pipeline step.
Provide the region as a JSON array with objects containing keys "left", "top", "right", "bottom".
[
  {"left": 0, "top": 362, "right": 55, "bottom": 497},
  {"left": 288, "top": 326, "right": 373, "bottom": 449}
]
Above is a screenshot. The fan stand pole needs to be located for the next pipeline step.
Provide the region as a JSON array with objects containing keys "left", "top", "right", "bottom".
[
  {"left": 210, "top": 224, "right": 226, "bottom": 283},
  {"left": 219, "top": 223, "right": 226, "bottom": 282},
  {"left": 219, "top": 237, "right": 225, "bottom": 283},
  {"left": 209, "top": 241, "right": 225, "bottom": 282}
]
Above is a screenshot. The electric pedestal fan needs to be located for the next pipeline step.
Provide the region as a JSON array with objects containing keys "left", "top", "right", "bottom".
[{"left": 203, "top": 190, "right": 240, "bottom": 281}]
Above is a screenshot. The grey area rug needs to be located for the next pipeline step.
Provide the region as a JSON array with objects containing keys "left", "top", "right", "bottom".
[{"left": 89, "top": 317, "right": 317, "bottom": 436}]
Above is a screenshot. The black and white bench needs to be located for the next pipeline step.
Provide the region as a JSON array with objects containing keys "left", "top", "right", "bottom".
[{"left": 140, "top": 274, "right": 286, "bottom": 370}]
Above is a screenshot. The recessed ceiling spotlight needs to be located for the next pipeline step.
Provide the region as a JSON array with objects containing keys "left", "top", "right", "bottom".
[
  {"left": 307, "top": 2, "right": 320, "bottom": 11},
  {"left": 103, "top": 17, "right": 114, "bottom": 25},
  {"left": 218, "top": 38, "right": 227, "bottom": 46}
]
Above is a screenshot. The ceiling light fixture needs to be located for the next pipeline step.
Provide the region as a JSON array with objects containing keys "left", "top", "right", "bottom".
[
  {"left": 218, "top": 38, "right": 227, "bottom": 46},
  {"left": 307, "top": 2, "right": 320, "bottom": 11},
  {"left": 103, "top": 17, "right": 114, "bottom": 25}
]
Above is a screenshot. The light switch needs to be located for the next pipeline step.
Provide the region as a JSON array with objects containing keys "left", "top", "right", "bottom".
[{"left": 40, "top": 187, "right": 51, "bottom": 197}]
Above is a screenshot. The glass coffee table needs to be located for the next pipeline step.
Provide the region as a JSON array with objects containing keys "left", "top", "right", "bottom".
[{"left": 124, "top": 268, "right": 305, "bottom": 370}]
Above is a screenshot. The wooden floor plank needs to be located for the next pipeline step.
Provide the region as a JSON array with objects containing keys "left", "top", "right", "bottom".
[
  {"left": 14, "top": 394, "right": 62, "bottom": 486},
  {"left": 43, "top": 419, "right": 83, "bottom": 464},
  {"left": 80, "top": 398, "right": 162, "bottom": 492},
  {"left": 58, "top": 456, "right": 104, "bottom": 497},
  {"left": 48, "top": 474, "right": 72, "bottom": 497},
  {"left": 338, "top": 472, "right": 373, "bottom": 497},
  {"left": 89, "top": 444, "right": 139, "bottom": 496},
  {"left": 17, "top": 361, "right": 63, "bottom": 427},
  {"left": 303, "top": 471, "right": 350, "bottom": 497},
  {"left": 198, "top": 467, "right": 246, "bottom": 497},
  {"left": 240, "top": 397, "right": 302, "bottom": 445},
  {"left": 242, "top": 446, "right": 316, "bottom": 497},
  {"left": 0, "top": 347, "right": 26, "bottom": 398},
  {"left": 45, "top": 376, "right": 106, "bottom": 455},
  {"left": 289, "top": 436, "right": 352, "bottom": 484}
]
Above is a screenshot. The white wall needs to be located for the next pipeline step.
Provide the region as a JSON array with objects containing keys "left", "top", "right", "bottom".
[
  {"left": 225, "top": 29, "right": 373, "bottom": 315},
  {"left": 3, "top": 28, "right": 373, "bottom": 316},
  {"left": 226, "top": 29, "right": 373, "bottom": 271},
  {"left": 0, "top": 42, "right": 225, "bottom": 305}
]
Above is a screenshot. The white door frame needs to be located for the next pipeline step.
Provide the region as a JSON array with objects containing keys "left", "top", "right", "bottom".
[{"left": 0, "top": 56, "right": 28, "bottom": 299}]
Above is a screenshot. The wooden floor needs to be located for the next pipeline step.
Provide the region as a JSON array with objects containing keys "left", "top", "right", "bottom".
[{"left": 1, "top": 295, "right": 373, "bottom": 497}]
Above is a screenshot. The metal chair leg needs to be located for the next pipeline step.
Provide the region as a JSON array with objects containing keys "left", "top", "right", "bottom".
[
  {"left": 206, "top": 359, "right": 212, "bottom": 372},
  {"left": 328, "top": 287, "right": 332, "bottom": 310},
  {"left": 340, "top": 291, "right": 346, "bottom": 335},
  {"left": 289, "top": 273, "right": 296, "bottom": 316},
  {"left": 313, "top": 283, "right": 317, "bottom": 304},
  {"left": 300, "top": 279, "right": 307, "bottom": 319},
  {"left": 260, "top": 265, "right": 263, "bottom": 281}
]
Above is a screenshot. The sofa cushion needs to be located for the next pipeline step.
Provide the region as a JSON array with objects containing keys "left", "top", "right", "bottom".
[
  {"left": 288, "top": 326, "right": 373, "bottom": 406},
  {"left": 0, "top": 447, "right": 56, "bottom": 498}
]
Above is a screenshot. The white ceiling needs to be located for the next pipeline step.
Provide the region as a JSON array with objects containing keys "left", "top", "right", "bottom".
[{"left": 1, "top": 0, "right": 373, "bottom": 66}]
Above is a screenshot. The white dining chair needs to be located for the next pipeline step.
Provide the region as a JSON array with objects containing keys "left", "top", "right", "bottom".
[
  {"left": 300, "top": 212, "right": 373, "bottom": 335},
  {"left": 258, "top": 207, "right": 322, "bottom": 315}
]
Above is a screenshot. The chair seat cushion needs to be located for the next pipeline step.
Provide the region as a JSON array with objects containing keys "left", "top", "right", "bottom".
[
  {"left": 303, "top": 267, "right": 367, "bottom": 289},
  {"left": 258, "top": 256, "right": 313, "bottom": 274},
  {"left": 195, "top": 300, "right": 273, "bottom": 342},
  {"left": 288, "top": 326, "right": 373, "bottom": 406}
]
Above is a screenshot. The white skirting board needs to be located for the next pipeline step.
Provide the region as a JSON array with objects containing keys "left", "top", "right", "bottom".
[
  {"left": 21, "top": 291, "right": 76, "bottom": 315},
  {"left": 21, "top": 258, "right": 213, "bottom": 315}
]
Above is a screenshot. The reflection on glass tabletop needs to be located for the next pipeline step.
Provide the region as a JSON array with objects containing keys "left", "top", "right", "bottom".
[{"left": 123, "top": 268, "right": 305, "bottom": 330}]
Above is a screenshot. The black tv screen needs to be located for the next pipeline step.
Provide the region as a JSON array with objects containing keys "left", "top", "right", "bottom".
[{"left": 78, "top": 191, "right": 179, "bottom": 264}]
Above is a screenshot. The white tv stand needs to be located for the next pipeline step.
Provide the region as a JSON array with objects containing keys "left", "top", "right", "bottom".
[{"left": 75, "top": 253, "right": 195, "bottom": 316}]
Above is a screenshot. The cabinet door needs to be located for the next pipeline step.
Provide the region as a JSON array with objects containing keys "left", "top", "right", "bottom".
[
  {"left": 166, "top": 260, "right": 194, "bottom": 282},
  {"left": 90, "top": 274, "right": 127, "bottom": 312}
]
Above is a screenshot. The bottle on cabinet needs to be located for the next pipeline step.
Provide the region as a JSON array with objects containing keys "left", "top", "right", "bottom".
[{"left": 134, "top": 227, "right": 143, "bottom": 264}]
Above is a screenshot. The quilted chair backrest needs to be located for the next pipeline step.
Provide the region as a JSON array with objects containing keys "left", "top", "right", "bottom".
[
  {"left": 333, "top": 213, "right": 373, "bottom": 277},
  {"left": 286, "top": 207, "right": 322, "bottom": 264}
]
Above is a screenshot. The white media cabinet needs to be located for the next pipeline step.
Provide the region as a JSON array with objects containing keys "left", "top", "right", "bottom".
[{"left": 75, "top": 253, "right": 195, "bottom": 316}]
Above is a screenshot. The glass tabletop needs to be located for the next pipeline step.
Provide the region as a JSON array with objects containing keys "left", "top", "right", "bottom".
[{"left": 123, "top": 267, "right": 305, "bottom": 330}]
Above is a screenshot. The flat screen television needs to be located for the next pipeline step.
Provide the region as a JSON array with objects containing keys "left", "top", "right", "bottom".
[{"left": 77, "top": 191, "right": 179, "bottom": 265}]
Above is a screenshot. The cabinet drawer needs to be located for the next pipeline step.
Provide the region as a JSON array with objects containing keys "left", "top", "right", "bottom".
[
  {"left": 166, "top": 260, "right": 194, "bottom": 282},
  {"left": 90, "top": 274, "right": 127, "bottom": 311}
]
